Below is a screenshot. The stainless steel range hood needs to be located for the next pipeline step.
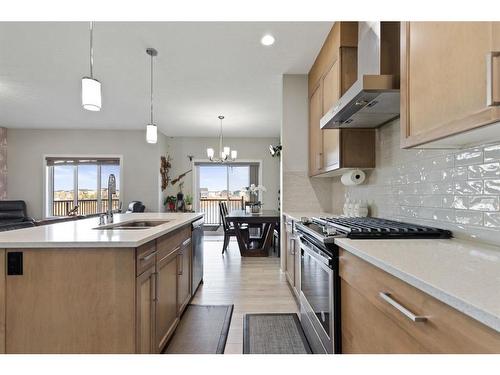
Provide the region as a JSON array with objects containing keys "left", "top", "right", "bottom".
[{"left": 320, "top": 22, "right": 400, "bottom": 129}]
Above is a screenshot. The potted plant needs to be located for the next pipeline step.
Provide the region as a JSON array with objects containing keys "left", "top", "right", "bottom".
[
  {"left": 185, "top": 194, "right": 193, "bottom": 211},
  {"left": 164, "top": 195, "right": 177, "bottom": 212}
]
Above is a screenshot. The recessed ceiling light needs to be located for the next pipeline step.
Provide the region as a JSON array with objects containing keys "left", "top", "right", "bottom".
[{"left": 261, "top": 34, "right": 275, "bottom": 46}]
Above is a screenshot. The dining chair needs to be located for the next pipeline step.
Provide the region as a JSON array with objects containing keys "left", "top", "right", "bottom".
[{"left": 219, "top": 202, "right": 248, "bottom": 254}]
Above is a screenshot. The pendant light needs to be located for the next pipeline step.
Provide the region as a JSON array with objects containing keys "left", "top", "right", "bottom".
[
  {"left": 81, "top": 21, "right": 102, "bottom": 111},
  {"left": 207, "top": 116, "right": 237, "bottom": 162},
  {"left": 146, "top": 48, "right": 158, "bottom": 144}
]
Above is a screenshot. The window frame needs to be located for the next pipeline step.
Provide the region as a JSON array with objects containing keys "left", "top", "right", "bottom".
[
  {"left": 192, "top": 159, "right": 263, "bottom": 212},
  {"left": 43, "top": 154, "right": 124, "bottom": 218}
]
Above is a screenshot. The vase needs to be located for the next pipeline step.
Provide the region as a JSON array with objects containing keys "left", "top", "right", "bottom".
[{"left": 251, "top": 205, "right": 261, "bottom": 213}]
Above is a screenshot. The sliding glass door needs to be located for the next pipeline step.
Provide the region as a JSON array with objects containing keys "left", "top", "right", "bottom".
[{"left": 196, "top": 163, "right": 258, "bottom": 225}]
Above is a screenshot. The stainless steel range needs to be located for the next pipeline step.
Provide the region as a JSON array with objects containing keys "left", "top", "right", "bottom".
[{"left": 295, "top": 216, "right": 451, "bottom": 354}]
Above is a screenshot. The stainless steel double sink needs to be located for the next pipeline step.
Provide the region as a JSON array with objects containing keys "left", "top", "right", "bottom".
[{"left": 95, "top": 220, "right": 170, "bottom": 230}]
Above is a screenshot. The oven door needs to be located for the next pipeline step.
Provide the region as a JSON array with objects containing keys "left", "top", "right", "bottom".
[{"left": 299, "top": 235, "right": 334, "bottom": 354}]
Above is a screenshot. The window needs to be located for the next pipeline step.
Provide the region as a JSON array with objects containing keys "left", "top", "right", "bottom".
[
  {"left": 196, "top": 162, "right": 259, "bottom": 225},
  {"left": 46, "top": 157, "right": 121, "bottom": 217}
]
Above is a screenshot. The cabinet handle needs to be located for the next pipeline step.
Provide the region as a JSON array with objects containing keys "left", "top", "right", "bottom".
[
  {"left": 182, "top": 238, "right": 191, "bottom": 247},
  {"left": 379, "top": 292, "right": 427, "bottom": 323},
  {"left": 290, "top": 238, "right": 295, "bottom": 255},
  {"left": 486, "top": 52, "right": 500, "bottom": 106},
  {"left": 140, "top": 251, "right": 156, "bottom": 262},
  {"left": 153, "top": 272, "right": 159, "bottom": 302},
  {"left": 178, "top": 252, "right": 183, "bottom": 276}
]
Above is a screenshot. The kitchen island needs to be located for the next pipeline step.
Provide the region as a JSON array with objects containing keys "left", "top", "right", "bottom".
[{"left": 0, "top": 213, "right": 203, "bottom": 354}]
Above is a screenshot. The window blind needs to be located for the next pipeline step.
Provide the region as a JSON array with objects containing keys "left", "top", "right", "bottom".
[{"left": 45, "top": 157, "right": 120, "bottom": 166}]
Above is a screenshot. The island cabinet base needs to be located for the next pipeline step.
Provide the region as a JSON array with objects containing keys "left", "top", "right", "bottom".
[
  {"left": 0, "top": 249, "right": 5, "bottom": 354},
  {"left": 1, "top": 223, "right": 193, "bottom": 354},
  {"left": 4, "top": 248, "right": 136, "bottom": 354}
]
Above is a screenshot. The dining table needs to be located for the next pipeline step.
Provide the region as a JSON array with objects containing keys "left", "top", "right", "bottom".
[{"left": 225, "top": 209, "right": 280, "bottom": 257}]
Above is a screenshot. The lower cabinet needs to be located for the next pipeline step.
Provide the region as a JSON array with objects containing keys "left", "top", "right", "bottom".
[
  {"left": 339, "top": 248, "right": 500, "bottom": 353},
  {"left": 136, "top": 225, "right": 193, "bottom": 354},
  {"left": 294, "top": 240, "right": 300, "bottom": 296},
  {"left": 177, "top": 238, "right": 192, "bottom": 315},
  {"left": 284, "top": 218, "right": 299, "bottom": 299},
  {"left": 341, "top": 279, "right": 426, "bottom": 353},
  {"left": 0, "top": 249, "right": 5, "bottom": 354},
  {"left": 155, "top": 248, "right": 180, "bottom": 352},
  {"left": 136, "top": 265, "right": 157, "bottom": 354}
]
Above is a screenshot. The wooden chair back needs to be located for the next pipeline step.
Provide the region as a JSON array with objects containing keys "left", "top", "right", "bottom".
[
  {"left": 219, "top": 202, "right": 229, "bottom": 231},
  {"left": 221, "top": 201, "right": 229, "bottom": 216}
]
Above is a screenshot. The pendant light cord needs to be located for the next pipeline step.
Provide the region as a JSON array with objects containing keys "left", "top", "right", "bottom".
[
  {"left": 89, "top": 21, "right": 94, "bottom": 78},
  {"left": 219, "top": 117, "right": 223, "bottom": 156},
  {"left": 150, "top": 52, "right": 154, "bottom": 124}
]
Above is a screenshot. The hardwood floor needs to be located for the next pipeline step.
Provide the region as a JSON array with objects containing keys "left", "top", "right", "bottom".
[{"left": 190, "top": 237, "right": 298, "bottom": 354}]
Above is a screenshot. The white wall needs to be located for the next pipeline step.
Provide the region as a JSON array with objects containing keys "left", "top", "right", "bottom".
[
  {"left": 281, "top": 74, "right": 332, "bottom": 213},
  {"left": 7, "top": 128, "right": 167, "bottom": 218},
  {"left": 163, "top": 136, "right": 280, "bottom": 210}
]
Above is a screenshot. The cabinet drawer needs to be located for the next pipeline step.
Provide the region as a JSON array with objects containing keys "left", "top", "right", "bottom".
[
  {"left": 157, "top": 225, "right": 191, "bottom": 260},
  {"left": 339, "top": 249, "right": 500, "bottom": 353},
  {"left": 136, "top": 241, "right": 156, "bottom": 276},
  {"left": 341, "top": 279, "right": 426, "bottom": 353}
]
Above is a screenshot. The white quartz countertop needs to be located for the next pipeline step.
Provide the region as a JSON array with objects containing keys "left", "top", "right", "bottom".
[
  {"left": 336, "top": 237, "right": 500, "bottom": 332},
  {"left": 0, "top": 213, "right": 203, "bottom": 248}
]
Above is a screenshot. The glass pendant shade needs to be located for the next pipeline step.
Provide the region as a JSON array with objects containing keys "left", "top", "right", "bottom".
[
  {"left": 231, "top": 150, "right": 237, "bottom": 159},
  {"left": 223, "top": 146, "right": 230, "bottom": 155},
  {"left": 146, "top": 124, "right": 157, "bottom": 144},
  {"left": 207, "top": 148, "right": 215, "bottom": 159},
  {"left": 81, "top": 77, "right": 101, "bottom": 111}
]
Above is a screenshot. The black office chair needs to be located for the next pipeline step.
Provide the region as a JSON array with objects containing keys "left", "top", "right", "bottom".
[{"left": 125, "top": 201, "right": 146, "bottom": 213}]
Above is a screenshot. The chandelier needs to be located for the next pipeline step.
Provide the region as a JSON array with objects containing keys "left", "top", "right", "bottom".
[{"left": 206, "top": 115, "right": 237, "bottom": 162}]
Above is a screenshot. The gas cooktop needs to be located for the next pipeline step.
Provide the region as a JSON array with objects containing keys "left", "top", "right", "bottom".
[{"left": 297, "top": 216, "right": 452, "bottom": 242}]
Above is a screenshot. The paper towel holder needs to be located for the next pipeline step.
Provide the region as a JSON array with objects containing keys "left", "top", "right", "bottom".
[{"left": 341, "top": 169, "right": 366, "bottom": 186}]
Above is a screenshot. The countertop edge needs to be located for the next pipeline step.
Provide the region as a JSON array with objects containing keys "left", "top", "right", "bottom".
[
  {"left": 335, "top": 238, "right": 500, "bottom": 333},
  {"left": 0, "top": 213, "right": 204, "bottom": 249},
  {"left": 283, "top": 211, "right": 334, "bottom": 222}
]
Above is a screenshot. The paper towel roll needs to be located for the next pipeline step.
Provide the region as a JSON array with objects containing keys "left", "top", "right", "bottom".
[{"left": 341, "top": 169, "right": 366, "bottom": 186}]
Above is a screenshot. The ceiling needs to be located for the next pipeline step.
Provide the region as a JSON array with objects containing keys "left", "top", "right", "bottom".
[{"left": 0, "top": 22, "right": 332, "bottom": 137}]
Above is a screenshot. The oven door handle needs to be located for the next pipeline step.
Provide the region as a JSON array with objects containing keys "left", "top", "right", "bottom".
[{"left": 298, "top": 235, "right": 332, "bottom": 266}]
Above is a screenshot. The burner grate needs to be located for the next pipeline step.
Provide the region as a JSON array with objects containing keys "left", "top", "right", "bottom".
[{"left": 317, "top": 217, "right": 452, "bottom": 239}]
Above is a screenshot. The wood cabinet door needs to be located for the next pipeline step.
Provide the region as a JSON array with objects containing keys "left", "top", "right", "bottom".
[
  {"left": 136, "top": 265, "right": 156, "bottom": 354},
  {"left": 309, "top": 84, "right": 323, "bottom": 176},
  {"left": 285, "top": 235, "right": 295, "bottom": 289},
  {"left": 177, "top": 238, "right": 192, "bottom": 315},
  {"left": 321, "top": 58, "right": 341, "bottom": 170},
  {"left": 294, "top": 240, "right": 301, "bottom": 296},
  {"left": 155, "top": 248, "right": 179, "bottom": 352},
  {"left": 401, "top": 22, "right": 500, "bottom": 148}
]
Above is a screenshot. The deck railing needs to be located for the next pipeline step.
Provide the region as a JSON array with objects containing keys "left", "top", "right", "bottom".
[
  {"left": 199, "top": 197, "right": 245, "bottom": 225},
  {"left": 53, "top": 199, "right": 120, "bottom": 216}
]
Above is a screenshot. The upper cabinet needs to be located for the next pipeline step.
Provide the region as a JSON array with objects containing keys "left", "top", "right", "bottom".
[
  {"left": 401, "top": 22, "right": 500, "bottom": 148},
  {"left": 308, "top": 22, "right": 376, "bottom": 177}
]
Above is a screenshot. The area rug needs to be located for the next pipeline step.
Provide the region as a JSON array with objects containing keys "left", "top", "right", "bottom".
[
  {"left": 243, "top": 313, "right": 312, "bottom": 354},
  {"left": 164, "top": 304, "right": 233, "bottom": 354}
]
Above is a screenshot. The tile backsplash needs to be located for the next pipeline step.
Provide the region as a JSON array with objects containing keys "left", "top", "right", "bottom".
[{"left": 332, "top": 119, "right": 500, "bottom": 246}]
